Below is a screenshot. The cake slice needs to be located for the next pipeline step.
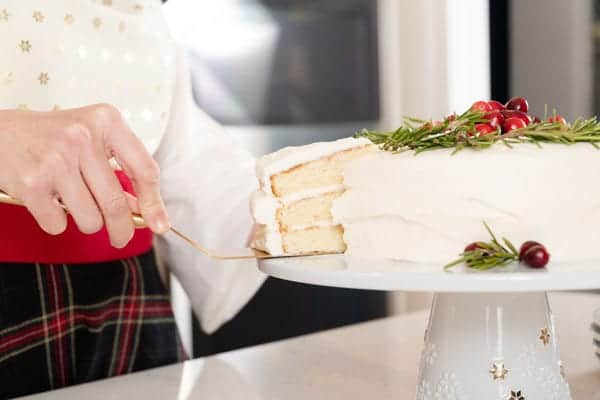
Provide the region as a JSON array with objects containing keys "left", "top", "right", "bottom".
[{"left": 250, "top": 137, "right": 377, "bottom": 255}]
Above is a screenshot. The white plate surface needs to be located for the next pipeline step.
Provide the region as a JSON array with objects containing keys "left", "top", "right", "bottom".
[{"left": 259, "top": 255, "right": 600, "bottom": 292}]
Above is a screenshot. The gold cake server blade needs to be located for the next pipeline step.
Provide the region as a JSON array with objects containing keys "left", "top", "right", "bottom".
[{"left": 0, "top": 189, "right": 308, "bottom": 260}]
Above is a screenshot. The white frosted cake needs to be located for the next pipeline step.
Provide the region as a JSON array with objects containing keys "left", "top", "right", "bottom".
[{"left": 250, "top": 98, "right": 600, "bottom": 264}]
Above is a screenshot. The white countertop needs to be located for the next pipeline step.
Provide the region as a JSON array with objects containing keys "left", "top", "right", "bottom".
[{"left": 22, "top": 292, "right": 600, "bottom": 400}]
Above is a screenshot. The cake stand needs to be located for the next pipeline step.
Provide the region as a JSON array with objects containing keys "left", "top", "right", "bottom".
[{"left": 259, "top": 255, "right": 600, "bottom": 400}]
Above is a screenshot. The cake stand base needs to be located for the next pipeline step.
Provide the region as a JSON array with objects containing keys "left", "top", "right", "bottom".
[{"left": 417, "top": 292, "right": 571, "bottom": 400}]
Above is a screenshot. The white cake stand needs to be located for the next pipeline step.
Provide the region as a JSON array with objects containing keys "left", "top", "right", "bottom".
[{"left": 259, "top": 255, "right": 600, "bottom": 400}]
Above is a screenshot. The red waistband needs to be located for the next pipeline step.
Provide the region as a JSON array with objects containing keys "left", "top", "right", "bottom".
[
  {"left": 0, "top": 171, "right": 153, "bottom": 264},
  {"left": 0, "top": 205, "right": 153, "bottom": 264}
]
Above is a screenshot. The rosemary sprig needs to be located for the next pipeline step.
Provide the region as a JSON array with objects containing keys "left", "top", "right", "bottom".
[
  {"left": 444, "top": 222, "right": 519, "bottom": 271},
  {"left": 355, "top": 110, "right": 600, "bottom": 154}
]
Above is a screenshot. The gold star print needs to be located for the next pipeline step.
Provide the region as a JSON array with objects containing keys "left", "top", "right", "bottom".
[
  {"left": 102, "top": 0, "right": 113, "bottom": 6},
  {"left": 17, "top": 104, "right": 29, "bottom": 110},
  {"left": 539, "top": 327, "right": 551, "bottom": 346},
  {"left": 32, "top": 11, "right": 44, "bottom": 23},
  {"left": 3, "top": 72, "right": 13, "bottom": 85},
  {"left": 118, "top": 20, "right": 126, "bottom": 33},
  {"left": 133, "top": 3, "right": 144, "bottom": 13},
  {"left": 38, "top": 72, "right": 49, "bottom": 85},
  {"left": 93, "top": 17, "right": 102, "bottom": 29},
  {"left": 489, "top": 361, "right": 509, "bottom": 381},
  {"left": 52, "top": 105, "right": 61, "bottom": 111},
  {"left": 507, "top": 390, "right": 525, "bottom": 400},
  {"left": 64, "top": 14, "right": 74, "bottom": 25},
  {"left": 19, "top": 40, "right": 32, "bottom": 53},
  {"left": 0, "top": 9, "right": 9, "bottom": 21}
]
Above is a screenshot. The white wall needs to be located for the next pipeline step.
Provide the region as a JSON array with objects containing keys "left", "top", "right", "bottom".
[{"left": 378, "top": 0, "right": 490, "bottom": 313}]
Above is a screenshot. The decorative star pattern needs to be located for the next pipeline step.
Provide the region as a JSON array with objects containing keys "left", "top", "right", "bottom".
[
  {"left": 539, "top": 327, "right": 551, "bottom": 346},
  {"left": 507, "top": 390, "right": 525, "bottom": 400},
  {"left": 32, "top": 11, "right": 44, "bottom": 23},
  {"left": 0, "top": 9, "right": 9, "bottom": 21},
  {"left": 38, "top": 72, "right": 49, "bottom": 85},
  {"left": 64, "top": 14, "right": 74, "bottom": 25},
  {"left": 102, "top": 0, "right": 113, "bottom": 6},
  {"left": 92, "top": 17, "right": 102, "bottom": 29},
  {"left": 489, "top": 361, "right": 509, "bottom": 381},
  {"left": 19, "top": 40, "right": 32, "bottom": 53},
  {"left": 133, "top": 3, "right": 144, "bottom": 13},
  {"left": 118, "top": 20, "right": 126, "bottom": 33}
]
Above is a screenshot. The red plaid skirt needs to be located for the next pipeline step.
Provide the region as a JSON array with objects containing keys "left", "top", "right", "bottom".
[{"left": 0, "top": 250, "right": 186, "bottom": 399}]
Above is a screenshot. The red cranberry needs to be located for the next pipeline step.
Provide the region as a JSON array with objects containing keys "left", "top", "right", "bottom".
[
  {"left": 547, "top": 115, "right": 567, "bottom": 125},
  {"left": 464, "top": 242, "right": 483, "bottom": 252},
  {"left": 505, "top": 96, "right": 529, "bottom": 113},
  {"left": 531, "top": 116, "right": 541, "bottom": 124},
  {"left": 501, "top": 109, "right": 530, "bottom": 122},
  {"left": 488, "top": 100, "right": 505, "bottom": 111},
  {"left": 503, "top": 117, "right": 527, "bottom": 132},
  {"left": 474, "top": 123, "right": 495, "bottom": 136},
  {"left": 471, "top": 101, "right": 492, "bottom": 113},
  {"left": 521, "top": 245, "right": 550, "bottom": 269},
  {"left": 483, "top": 111, "right": 505, "bottom": 129},
  {"left": 446, "top": 114, "right": 457, "bottom": 122},
  {"left": 519, "top": 241, "right": 542, "bottom": 260}
]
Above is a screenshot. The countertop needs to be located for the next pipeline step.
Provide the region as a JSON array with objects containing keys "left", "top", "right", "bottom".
[{"left": 23, "top": 292, "right": 600, "bottom": 399}]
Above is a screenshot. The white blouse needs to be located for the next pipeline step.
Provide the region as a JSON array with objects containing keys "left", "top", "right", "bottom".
[{"left": 0, "top": 0, "right": 265, "bottom": 333}]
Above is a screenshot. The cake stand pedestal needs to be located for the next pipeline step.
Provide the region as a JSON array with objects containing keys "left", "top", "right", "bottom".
[{"left": 259, "top": 255, "right": 600, "bottom": 400}]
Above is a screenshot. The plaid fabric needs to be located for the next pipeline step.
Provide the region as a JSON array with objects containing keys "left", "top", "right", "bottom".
[{"left": 0, "top": 250, "right": 186, "bottom": 399}]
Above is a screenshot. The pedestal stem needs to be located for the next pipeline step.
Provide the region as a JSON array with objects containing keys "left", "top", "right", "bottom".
[{"left": 416, "top": 292, "right": 571, "bottom": 400}]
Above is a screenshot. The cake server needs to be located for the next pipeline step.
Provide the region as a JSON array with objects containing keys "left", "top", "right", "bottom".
[{"left": 0, "top": 189, "right": 293, "bottom": 260}]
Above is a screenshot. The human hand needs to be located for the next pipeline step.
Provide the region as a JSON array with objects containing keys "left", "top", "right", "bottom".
[{"left": 0, "top": 104, "right": 170, "bottom": 248}]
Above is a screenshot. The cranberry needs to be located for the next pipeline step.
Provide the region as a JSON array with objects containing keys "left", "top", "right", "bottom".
[
  {"left": 503, "top": 117, "right": 527, "bottom": 133},
  {"left": 505, "top": 96, "right": 529, "bottom": 113},
  {"left": 519, "top": 241, "right": 542, "bottom": 260},
  {"left": 531, "top": 116, "right": 541, "bottom": 124},
  {"left": 501, "top": 109, "right": 530, "bottom": 122},
  {"left": 464, "top": 242, "right": 483, "bottom": 252},
  {"left": 474, "top": 123, "right": 495, "bottom": 136},
  {"left": 521, "top": 245, "right": 550, "bottom": 269},
  {"left": 483, "top": 111, "right": 505, "bottom": 129},
  {"left": 487, "top": 100, "right": 505, "bottom": 111},
  {"left": 547, "top": 115, "right": 567, "bottom": 125},
  {"left": 446, "top": 114, "right": 457, "bottom": 122},
  {"left": 471, "top": 101, "right": 492, "bottom": 113}
]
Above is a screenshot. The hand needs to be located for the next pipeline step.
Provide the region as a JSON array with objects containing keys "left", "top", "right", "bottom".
[{"left": 0, "top": 104, "right": 170, "bottom": 248}]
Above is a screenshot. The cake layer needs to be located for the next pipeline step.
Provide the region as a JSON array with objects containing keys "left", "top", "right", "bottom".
[
  {"left": 256, "top": 137, "right": 373, "bottom": 194},
  {"left": 278, "top": 192, "right": 341, "bottom": 230},
  {"left": 281, "top": 226, "right": 346, "bottom": 254},
  {"left": 270, "top": 145, "right": 377, "bottom": 198},
  {"left": 332, "top": 143, "right": 600, "bottom": 263}
]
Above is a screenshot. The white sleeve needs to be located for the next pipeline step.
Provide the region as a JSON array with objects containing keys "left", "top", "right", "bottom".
[{"left": 154, "top": 50, "right": 266, "bottom": 334}]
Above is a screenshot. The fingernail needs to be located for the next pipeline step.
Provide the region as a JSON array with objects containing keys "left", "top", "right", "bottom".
[{"left": 154, "top": 216, "right": 170, "bottom": 233}]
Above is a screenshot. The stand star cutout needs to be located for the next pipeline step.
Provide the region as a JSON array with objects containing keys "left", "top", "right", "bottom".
[
  {"left": 539, "top": 327, "right": 551, "bottom": 346},
  {"left": 489, "top": 360, "right": 509, "bottom": 380}
]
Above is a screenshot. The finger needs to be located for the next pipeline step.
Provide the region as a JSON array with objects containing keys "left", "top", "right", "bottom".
[
  {"left": 125, "top": 192, "right": 141, "bottom": 214},
  {"left": 23, "top": 193, "right": 68, "bottom": 236},
  {"left": 102, "top": 124, "right": 169, "bottom": 232},
  {"left": 55, "top": 172, "right": 103, "bottom": 235},
  {"left": 80, "top": 152, "right": 135, "bottom": 248}
]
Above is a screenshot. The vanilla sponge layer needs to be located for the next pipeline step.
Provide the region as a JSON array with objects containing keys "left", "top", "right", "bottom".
[{"left": 270, "top": 145, "right": 377, "bottom": 198}]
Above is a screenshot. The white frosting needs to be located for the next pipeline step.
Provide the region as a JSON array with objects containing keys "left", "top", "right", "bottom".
[
  {"left": 255, "top": 137, "right": 372, "bottom": 193},
  {"left": 333, "top": 143, "right": 600, "bottom": 263}
]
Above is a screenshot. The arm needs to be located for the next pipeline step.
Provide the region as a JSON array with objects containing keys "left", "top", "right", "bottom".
[{"left": 154, "top": 51, "right": 266, "bottom": 334}]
